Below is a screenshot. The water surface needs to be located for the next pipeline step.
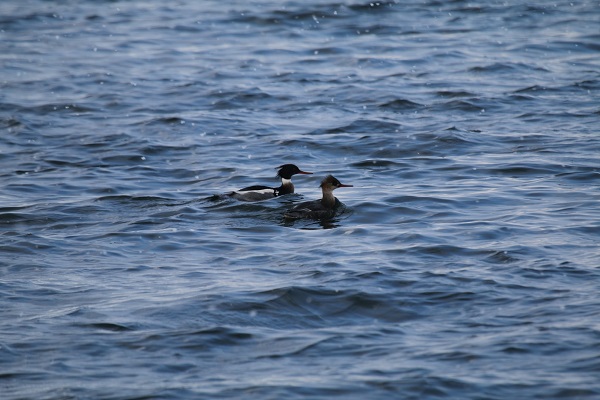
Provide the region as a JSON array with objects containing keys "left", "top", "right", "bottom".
[{"left": 1, "top": 1, "right": 599, "bottom": 398}]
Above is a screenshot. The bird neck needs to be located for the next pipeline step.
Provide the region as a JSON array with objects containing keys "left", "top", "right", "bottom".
[
  {"left": 278, "top": 178, "right": 294, "bottom": 195},
  {"left": 320, "top": 189, "right": 337, "bottom": 208}
]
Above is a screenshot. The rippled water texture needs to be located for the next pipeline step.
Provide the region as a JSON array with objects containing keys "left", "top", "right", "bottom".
[{"left": 1, "top": 0, "right": 599, "bottom": 398}]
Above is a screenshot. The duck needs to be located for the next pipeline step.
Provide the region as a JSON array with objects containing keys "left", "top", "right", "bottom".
[
  {"left": 284, "top": 175, "right": 352, "bottom": 220},
  {"left": 229, "top": 164, "right": 312, "bottom": 201}
]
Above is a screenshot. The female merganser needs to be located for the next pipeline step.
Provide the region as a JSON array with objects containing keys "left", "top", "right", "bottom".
[
  {"left": 229, "top": 164, "right": 312, "bottom": 201},
  {"left": 284, "top": 175, "right": 352, "bottom": 220}
]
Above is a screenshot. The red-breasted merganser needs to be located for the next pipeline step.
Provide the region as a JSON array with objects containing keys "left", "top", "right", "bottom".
[
  {"left": 229, "top": 164, "right": 312, "bottom": 201},
  {"left": 284, "top": 175, "right": 352, "bottom": 220}
]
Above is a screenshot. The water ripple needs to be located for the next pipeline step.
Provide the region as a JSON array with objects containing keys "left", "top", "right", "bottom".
[{"left": 1, "top": 0, "right": 599, "bottom": 398}]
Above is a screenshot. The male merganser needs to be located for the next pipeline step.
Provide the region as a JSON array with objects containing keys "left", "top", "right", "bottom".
[
  {"left": 229, "top": 164, "right": 312, "bottom": 201},
  {"left": 284, "top": 175, "right": 352, "bottom": 220}
]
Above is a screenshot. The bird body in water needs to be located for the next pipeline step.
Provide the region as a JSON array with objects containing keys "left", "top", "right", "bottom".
[
  {"left": 284, "top": 175, "right": 352, "bottom": 220},
  {"left": 229, "top": 164, "right": 312, "bottom": 201}
]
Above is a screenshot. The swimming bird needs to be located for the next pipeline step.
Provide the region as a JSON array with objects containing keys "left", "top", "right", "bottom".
[
  {"left": 284, "top": 175, "right": 352, "bottom": 220},
  {"left": 229, "top": 164, "right": 312, "bottom": 201}
]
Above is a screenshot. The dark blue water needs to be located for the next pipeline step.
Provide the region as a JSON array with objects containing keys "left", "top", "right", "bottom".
[{"left": 1, "top": 0, "right": 599, "bottom": 398}]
